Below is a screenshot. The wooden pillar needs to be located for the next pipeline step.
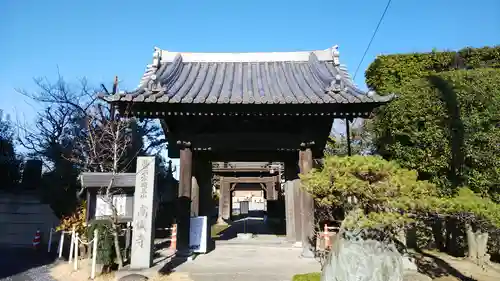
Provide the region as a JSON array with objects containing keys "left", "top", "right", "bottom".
[
  {"left": 197, "top": 160, "right": 213, "bottom": 218},
  {"left": 300, "top": 142, "right": 315, "bottom": 258},
  {"left": 292, "top": 179, "right": 302, "bottom": 243},
  {"left": 217, "top": 178, "right": 231, "bottom": 224},
  {"left": 176, "top": 141, "right": 192, "bottom": 256},
  {"left": 284, "top": 162, "right": 302, "bottom": 244},
  {"left": 266, "top": 181, "right": 276, "bottom": 200}
]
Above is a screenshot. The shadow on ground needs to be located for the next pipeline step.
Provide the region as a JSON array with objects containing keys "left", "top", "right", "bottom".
[
  {"left": 414, "top": 250, "right": 476, "bottom": 281},
  {"left": 0, "top": 247, "right": 57, "bottom": 279},
  {"left": 213, "top": 212, "right": 286, "bottom": 241}
]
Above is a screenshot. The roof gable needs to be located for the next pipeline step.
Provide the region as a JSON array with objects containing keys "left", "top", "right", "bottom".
[{"left": 103, "top": 45, "right": 394, "bottom": 105}]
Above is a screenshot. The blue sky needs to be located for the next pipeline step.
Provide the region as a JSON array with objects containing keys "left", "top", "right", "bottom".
[{"left": 1, "top": 0, "right": 499, "bottom": 166}]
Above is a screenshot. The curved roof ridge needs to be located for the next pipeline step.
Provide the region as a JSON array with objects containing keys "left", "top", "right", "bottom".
[{"left": 153, "top": 45, "right": 341, "bottom": 63}]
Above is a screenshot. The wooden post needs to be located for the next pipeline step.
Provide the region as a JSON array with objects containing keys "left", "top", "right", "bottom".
[
  {"left": 300, "top": 143, "right": 315, "bottom": 258},
  {"left": 198, "top": 160, "right": 213, "bottom": 218},
  {"left": 266, "top": 181, "right": 276, "bottom": 200},
  {"left": 176, "top": 141, "right": 193, "bottom": 256},
  {"left": 218, "top": 178, "right": 230, "bottom": 224},
  {"left": 284, "top": 161, "right": 302, "bottom": 244},
  {"left": 91, "top": 229, "right": 98, "bottom": 279}
]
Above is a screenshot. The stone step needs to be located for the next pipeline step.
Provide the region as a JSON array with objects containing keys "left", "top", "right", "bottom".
[
  {"left": 0, "top": 203, "right": 56, "bottom": 214},
  {"left": 0, "top": 213, "right": 59, "bottom": 224}
]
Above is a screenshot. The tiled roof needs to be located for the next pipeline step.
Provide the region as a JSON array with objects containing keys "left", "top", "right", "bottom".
[{"left": 104, "top": 46, "right": 394, "bottom": 104}]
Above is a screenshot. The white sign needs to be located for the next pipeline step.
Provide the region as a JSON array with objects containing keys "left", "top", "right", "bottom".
[
  {"left": 95, "top": 194, "right": 127, "bottom": 217},
  {"left": 189, "top": 216, "right": 208, "bottom": 253}
]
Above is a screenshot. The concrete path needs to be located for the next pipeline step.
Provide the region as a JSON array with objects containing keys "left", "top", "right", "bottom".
[
  {"left": 175, "top": 243, "right": 320, "bottom": 281},
  {"left": 0, "top": 248, "right": 56, "bottom": 281}
]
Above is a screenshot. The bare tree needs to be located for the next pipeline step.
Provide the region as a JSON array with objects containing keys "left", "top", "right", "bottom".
[
  {"left": 16, "top": 75, "right": 96, "bottom": 170},
  {"left": 71, "top": 102, "right": 136, "bottom": 269}
]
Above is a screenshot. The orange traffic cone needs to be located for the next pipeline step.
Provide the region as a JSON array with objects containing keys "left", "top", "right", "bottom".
[
  {"left": 33, "top": 229, "right": 41, "bottom": 250},
  {"left": 170, "top": 224, "right": 177, "bottom": 250}
]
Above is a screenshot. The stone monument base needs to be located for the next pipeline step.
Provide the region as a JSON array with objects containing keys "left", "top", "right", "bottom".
[{"left": 237, "top": 233, "right": 253, "bottom": 240}]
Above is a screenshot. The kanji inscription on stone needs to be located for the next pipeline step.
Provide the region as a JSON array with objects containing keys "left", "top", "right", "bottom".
[{"left": 130, "top": 156, "right": 156, "bottom": 269}]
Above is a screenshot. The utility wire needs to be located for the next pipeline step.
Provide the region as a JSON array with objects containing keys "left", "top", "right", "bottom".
[{"left": 352, "top": 0, "right": 393, "bottom": 81}]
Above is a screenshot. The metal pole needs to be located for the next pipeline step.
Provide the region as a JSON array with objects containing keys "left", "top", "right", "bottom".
[
  {"left": 58, "top": 232, "right": 64, "bottom": 259},
  {"left": 74, "top": 233, "right": 79, "bottom": 270},
  {"left": 47, "top": 228, "right": 53, "bottom": 253},
  {"left": 68, "top": 227, "right": 75, "bottom": 264},
  {"left": 346, "top": 118, "right": 352, "bottom": 156}
]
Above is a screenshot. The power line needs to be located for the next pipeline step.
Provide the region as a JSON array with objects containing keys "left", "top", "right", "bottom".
[{"left": 352, "top": 0, "right": 393, "bottom": 81}]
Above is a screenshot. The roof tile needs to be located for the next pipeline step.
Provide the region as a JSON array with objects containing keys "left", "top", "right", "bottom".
[{"left": 105, "top": 48, "right": 394, "bottom": 104}]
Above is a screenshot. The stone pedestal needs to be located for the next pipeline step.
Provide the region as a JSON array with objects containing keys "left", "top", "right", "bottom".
[{"left": 299, "top": 147, "right": 315, "bottom": 258}]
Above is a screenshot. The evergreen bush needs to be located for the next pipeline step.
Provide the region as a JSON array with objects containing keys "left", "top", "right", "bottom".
[{"left": 88, "top": 219, "right": 116, "bottom": 266}]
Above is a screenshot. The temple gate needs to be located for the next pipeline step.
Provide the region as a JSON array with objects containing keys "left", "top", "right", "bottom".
[{"left": 103, "top": 45, "right": 392, "bottom": 258}]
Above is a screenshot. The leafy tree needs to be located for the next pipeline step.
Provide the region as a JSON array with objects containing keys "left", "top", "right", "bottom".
[
  {"left": 371, "top": 69, "right": 500, "bottom": 199},
  {"left": 325, "top": 119, "right": 376, "bottom": 156},
  {"left": 301, "top": 155, "right": 500, "bottom": 265},
  {"left": 301, "top": 155, "right": 438, "bottom": 230},
  {"left": 0, "top": 110, "right": 21, "bottom": 189}
]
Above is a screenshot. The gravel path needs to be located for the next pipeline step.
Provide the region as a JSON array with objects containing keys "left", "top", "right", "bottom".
[{"left": 0, "top": 248, "right": 56, "bottom": 281}]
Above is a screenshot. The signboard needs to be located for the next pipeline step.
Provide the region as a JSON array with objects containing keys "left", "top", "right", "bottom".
[
  {"left": 240, "top": 200, "right": 249, "bottom": 215},
  {"left": 95, "top": 194, "right": 127, "bottom": 217},
  {"left": 189, "top": 216, "right": 208, "bottom": 253},
  {"left": 130, "top": 156, "right": 156, "bottom": 269}
]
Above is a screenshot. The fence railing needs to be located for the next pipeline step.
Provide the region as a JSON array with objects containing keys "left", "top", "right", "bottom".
[
  {"left": 47, "top": 223, "right": 177, "bottom": 279},
  {"left": 48, "top": 227, "right": 99, "bottom": 279}
]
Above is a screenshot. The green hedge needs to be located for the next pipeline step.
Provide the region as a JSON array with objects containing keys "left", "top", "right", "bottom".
[
  {"left": 365, "top": 46, "right": 500, "bottom": 94},
  {"left": 371, "top": 68, "right": 500, "bottom": 199}
]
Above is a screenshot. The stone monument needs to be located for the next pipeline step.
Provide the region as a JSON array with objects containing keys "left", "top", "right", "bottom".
[{"left": 130, "top": 156, "right": 157, "bottom": 269}]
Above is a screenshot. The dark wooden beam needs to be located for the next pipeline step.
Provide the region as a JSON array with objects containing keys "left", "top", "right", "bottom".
[
  {"left": 187, "top": 133, "right": 313, "bottom": 150},
  {"left": 117, "top": 102, "right": 382, "bottom": 119},
  {"left": 220, "top": 176, "right": 277, "bottom": 183},
  {"left": 195, "top": 150, "right": 299, "bottom": 162}
]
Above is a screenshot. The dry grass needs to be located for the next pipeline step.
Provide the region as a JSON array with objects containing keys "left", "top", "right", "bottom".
[
  {"left": 50, "top": 260, "right": 193, "bottom": 281},
  {"left": 50, "top": 262, "right": 114, "bottom": 281}
]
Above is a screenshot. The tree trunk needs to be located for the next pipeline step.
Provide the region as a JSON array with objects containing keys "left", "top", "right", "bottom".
[
  {"left": 431, "top": 218, "right": 446, "bottom": 251},
  {"left": 477, "top": 232, "right": 489, "bottom": 266},
  {"left": 406, "top": 224, "right": 418, "bottom": 249},
  {"left": 445, "top": 217, "right": 462, "bottom": 256},
  {"left": 112, "top": 228, "right": 123, "bottom": 268},
  {"left": 396, "top": 228, "right": 407, "bottom": 248},
  {"left": 465, "top": 223, "right": 490, "bottom": 266},
  {"left": 466, "top": 223, "right": 477, "bottom": 260}
]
